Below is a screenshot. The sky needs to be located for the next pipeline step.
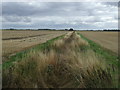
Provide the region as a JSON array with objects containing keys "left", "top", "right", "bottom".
[{"left": 1, "top": 1, "right": 119, "bottom": 30}]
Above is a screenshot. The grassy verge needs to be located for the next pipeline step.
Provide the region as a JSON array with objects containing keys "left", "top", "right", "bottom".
[
  {"left": 3, "top": 34, "right": 65, "bottom": 69},
  {"left": 78, "top": 33, "right": 119, "bottom": 88}
]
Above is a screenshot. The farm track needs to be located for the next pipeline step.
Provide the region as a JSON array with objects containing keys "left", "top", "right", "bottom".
[
  {"left": 2, "top": 30, "right": 66, "bottom": 39},
  {"left": 2, "top": 34, "right": 47, "bottom": 40}
]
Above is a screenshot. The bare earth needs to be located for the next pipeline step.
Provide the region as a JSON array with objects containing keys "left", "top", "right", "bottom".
[
  {"left": 2, "top": 30, "right": 67, "bottom": 57},
  {"left": 79, "top": 31, "right": 118, "bottom": 54}
]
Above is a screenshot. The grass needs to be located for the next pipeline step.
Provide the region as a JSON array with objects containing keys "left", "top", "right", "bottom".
[
  {"left": 78, "top": 33, "right": 119, "bottom": 88},
  {"left": 3, "top": 31, "right": 118, "bottom": 88},
  {"left": 2, "top": 34, "right": 65, "bottom": 69}
]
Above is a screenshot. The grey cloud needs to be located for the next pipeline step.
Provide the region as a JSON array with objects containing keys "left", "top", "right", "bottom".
[
  {"left": 2, "top": 2, "right": 114, "bottom": 17},
  {"left": 2, "top": 2, "right": 95, "bottom": 17},
  {"left": 3, "top": 15, "right": 31, "bottom": 22},
  {"left": 2, "top": 2, "right": 118, "bottom": 29},
  {"left": 103, "top": 2, "right": 118, "bottom": 7},
  {"left": 2, "top": 2, "right": 39, "bottom": 16},
  {"left": 2, "top": 20, "right": 99, "bottom": 30}
]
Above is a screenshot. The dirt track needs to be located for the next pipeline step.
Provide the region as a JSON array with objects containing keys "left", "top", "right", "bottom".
[{"left": 79, "top": 31, "right": 118, "bottom": 54}]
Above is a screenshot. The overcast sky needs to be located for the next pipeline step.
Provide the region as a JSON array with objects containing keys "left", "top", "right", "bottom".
[{"left": 2, "top": 2, "right": 118, "bottom": 30}]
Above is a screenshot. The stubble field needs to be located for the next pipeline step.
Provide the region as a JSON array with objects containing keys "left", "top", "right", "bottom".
[
  {"left": 79, "top": 31, "right": 118, "bottom": 55},
  {"left": 2, "top": 30, "right": 67, "bottom": 61}
]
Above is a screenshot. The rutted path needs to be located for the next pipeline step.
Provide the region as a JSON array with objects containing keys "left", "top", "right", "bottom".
[{"left": 2, "top": 34, "right": 47, "bottom": 40}]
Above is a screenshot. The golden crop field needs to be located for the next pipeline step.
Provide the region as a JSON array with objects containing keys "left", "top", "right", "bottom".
[
  {"left": 79, "top": 31, "right": 118, "bottom": 54},
  {"left": 2, "top": 30, "right": 67, "bottom": 60}
]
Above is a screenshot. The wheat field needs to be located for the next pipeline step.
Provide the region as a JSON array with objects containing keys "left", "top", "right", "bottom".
[
  {"left": 2, "top": 30, "right": 67, "bottom": 62},
  {"left": 79, "top": 31, "right": 118, "bottom": 54}
]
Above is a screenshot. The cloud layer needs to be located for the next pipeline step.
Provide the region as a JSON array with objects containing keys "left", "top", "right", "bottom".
[{"left": 2, "top": 2, "right": 118, "bottom": 30}]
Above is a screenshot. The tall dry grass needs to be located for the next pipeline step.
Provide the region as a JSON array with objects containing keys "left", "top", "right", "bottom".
[{"left": 3, "top": 31, "right": 113, "bottom": 88}]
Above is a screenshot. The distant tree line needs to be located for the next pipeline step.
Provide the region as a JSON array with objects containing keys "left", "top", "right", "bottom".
[
  {"left": 103, "top": 29, "right": 120, "bottom": 32},
  {"left": 38, "top": 29, "right": 56, "bottom": 30},
  {"left": 2, "top": 28, "right": 120, "bottom": 32}
]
